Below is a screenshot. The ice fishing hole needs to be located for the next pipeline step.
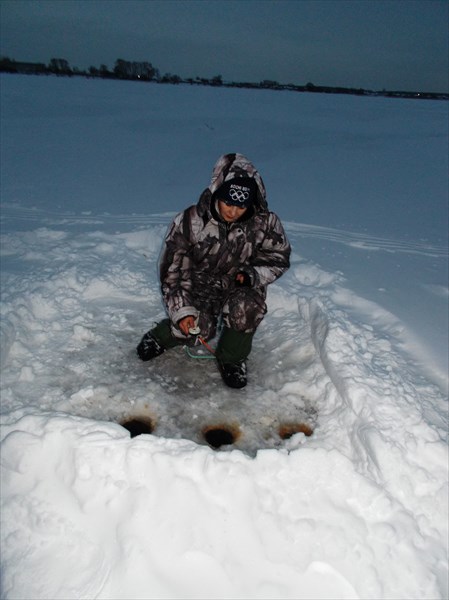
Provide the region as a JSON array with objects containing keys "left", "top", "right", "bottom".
[
  {"left": 279, "top": 422, "right": 314, "bottom": 439},
  {"left": 120, "top": 416, "right": 155, "bottom": 438},
  {"left": 202, "top": 424, "right": 241, "bottom": 449}
]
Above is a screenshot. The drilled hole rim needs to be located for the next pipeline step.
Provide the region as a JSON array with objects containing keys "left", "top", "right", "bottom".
[
  {"left": 120, "top": 416, "right": 156, "bottom": 438},
  {"left": 278, "top": 422, "right": 314, "bottom": 440},
  {"left": 201, "top": 423, "right": 241, "bottom": 449}
]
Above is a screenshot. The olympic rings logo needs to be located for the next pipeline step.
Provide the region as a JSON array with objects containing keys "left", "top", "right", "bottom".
[{"left": 229, "top": 185, "right": 250, "bottom": 203}]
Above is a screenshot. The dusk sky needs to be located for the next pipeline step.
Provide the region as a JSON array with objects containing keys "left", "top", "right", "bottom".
[{"left": 1, "top": 0, "right": 448, "bottom": 92}]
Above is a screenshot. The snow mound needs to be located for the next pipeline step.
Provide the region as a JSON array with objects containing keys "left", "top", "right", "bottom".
[{"left": 1, "top": 217, "right": 447, "bottom": 599}]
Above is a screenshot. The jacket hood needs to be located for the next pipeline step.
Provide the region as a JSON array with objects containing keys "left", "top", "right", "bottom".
[{"left": 197, "top": 153, "right": 268, "bottom": 217}]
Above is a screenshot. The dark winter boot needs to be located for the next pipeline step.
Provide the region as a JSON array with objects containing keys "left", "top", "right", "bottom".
[
  {"left": 215, "top": 327, "right": 254, "bottom": 388},
  {"left": 136, "top": 319, "right": 181, "bottom": 361},
  {"left": 136, "top": 331, "right": 165, "bottom": 361},
  {"left": 217, "top": 359, "right": 247, "bottom": 389}
]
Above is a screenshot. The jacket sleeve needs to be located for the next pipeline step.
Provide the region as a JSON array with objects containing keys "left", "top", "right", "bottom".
[
  {"left": 159, "top": 208, "right": 200, "bottom": 325},
  {"left": 250, "top": 212, "right": 291, "bottom": 287}
]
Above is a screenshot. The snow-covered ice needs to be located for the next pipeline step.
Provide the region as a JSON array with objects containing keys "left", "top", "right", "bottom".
[{"left": 0, "top": 75, "right": 448, "bottom": 599}]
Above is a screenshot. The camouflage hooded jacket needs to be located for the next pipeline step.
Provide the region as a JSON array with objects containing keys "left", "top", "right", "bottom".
[{"left": 160, "top": 153, "right": 291, "bottom": 325}]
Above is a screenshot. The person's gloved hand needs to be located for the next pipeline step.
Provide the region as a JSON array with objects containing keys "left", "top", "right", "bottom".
[
  {"left": 235, "top": 271, "right": 251, "bottom": 286},
  {"left": 235, "top": 266, "right": 257, "bottom": 287}
]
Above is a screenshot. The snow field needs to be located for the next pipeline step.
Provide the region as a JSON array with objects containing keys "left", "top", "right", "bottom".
[
  {"left": 1, "top": 214, "right": 447, "bottom": 599},
  {"left": 1, "top": 75, "right": 448, "bottom": 599}
]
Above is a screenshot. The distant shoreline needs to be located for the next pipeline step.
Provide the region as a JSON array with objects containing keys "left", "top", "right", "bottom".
[{"left": 1, "top": 57, "right": 447, "bottom": 101}]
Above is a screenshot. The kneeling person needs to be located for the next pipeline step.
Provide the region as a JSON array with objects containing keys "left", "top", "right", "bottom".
[{"left": 137, "top": 153, "right": 291, "bottom": 388}]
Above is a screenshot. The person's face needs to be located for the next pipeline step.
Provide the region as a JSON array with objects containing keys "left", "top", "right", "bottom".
[{"left": 217, "top": 200, "right": 248, "bottom": 223}]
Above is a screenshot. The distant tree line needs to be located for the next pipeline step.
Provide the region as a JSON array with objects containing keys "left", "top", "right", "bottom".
[{"left": 0, "top": 56, "right": 447, "bottom": 101}]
